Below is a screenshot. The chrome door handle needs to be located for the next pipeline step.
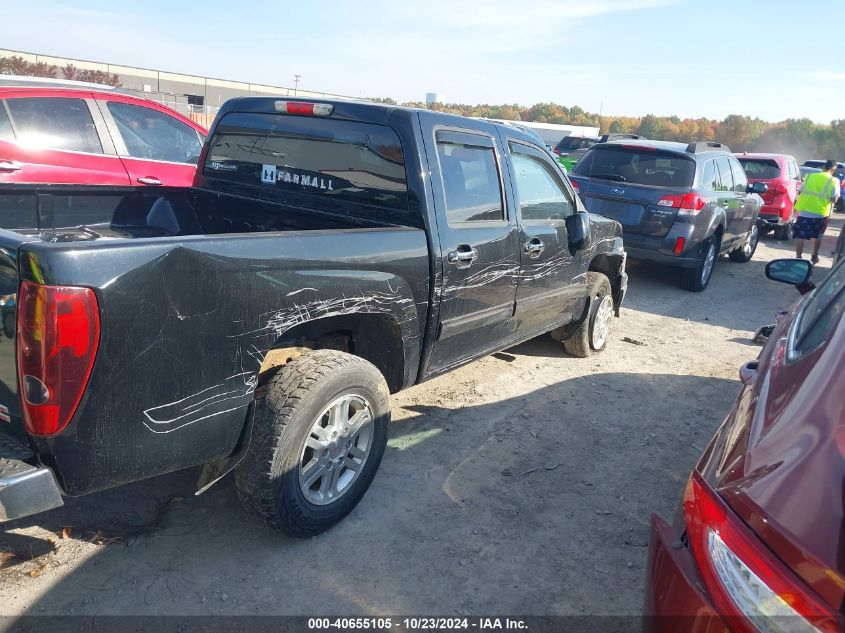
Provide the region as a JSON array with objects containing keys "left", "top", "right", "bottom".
[
  {"left": 447, "top": 245, "right": 479, "bottom": 268},
  {"left": 523, "top": 238, "right": 545, "bottom": 258},
  {"left": 0, "top": 160, "right": 22, "bottom": 172},
  {"left": 137, "top": 176, "right": 163, "bottom": 186}
]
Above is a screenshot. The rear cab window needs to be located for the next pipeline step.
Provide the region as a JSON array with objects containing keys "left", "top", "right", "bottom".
[
  {"left": 203, "top": 111, "right": 410, "bottom": 221},
  {"left": 572, "top": 145, "right": 695, "bottom": 188},
  {"left": 4, "top": 97, "right": 102, "bottom": 154}
]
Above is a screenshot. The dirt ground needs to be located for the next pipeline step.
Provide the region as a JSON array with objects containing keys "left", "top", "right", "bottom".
[{"left": 1, "top": 219, "right": 840, "bottom": 619}]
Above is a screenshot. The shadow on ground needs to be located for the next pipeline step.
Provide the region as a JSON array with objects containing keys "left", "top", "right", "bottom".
[{"left": 2, "top": 371, "right": 738, "bottom": 619}]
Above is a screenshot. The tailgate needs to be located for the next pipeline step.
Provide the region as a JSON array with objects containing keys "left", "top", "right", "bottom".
[
  {"left": 575, "top": 179, "right": 682, "bottom": 237},
  {"left": 0, "top": 230, "right": 28, "bottom": 443}
]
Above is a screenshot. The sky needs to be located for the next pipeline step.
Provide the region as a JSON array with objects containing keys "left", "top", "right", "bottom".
[{"left": 1, "top": 0, "right": 841, "bottom": 123}]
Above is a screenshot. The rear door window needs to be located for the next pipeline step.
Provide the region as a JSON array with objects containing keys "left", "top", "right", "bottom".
[
  {"left": 572, "top": 146, "right": 695, "bottom": 188},
  {"left": 715, "top": 157, "right": 734, "bottom": 192},
  {"left": 4, "top": 97, "right": 102, "bottom": 154},
  {"left": 729, "top": 158, "right": 748, "bottom": 192},
  {"left": 436, "top": 138, "right": 504, "bottom": 224},
  {"left": 205, "top": 111, "right": 408, "bottom": 214},
  {"left": 107, "top": 102, "right": 202, "bottom": 164}
]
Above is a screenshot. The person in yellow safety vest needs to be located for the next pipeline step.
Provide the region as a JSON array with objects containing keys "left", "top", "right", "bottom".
[{"left": 793, "top": 160, "right": 841, "bottom": 264}]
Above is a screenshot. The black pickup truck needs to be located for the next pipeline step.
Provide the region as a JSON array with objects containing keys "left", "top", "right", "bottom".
[{"left": 0, "top": 98, "right": 627, "bottom": 537}]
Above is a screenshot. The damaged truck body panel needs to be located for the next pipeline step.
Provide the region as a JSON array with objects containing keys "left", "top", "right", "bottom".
[{"left": 0, "top": 97, "right": 626, "bottom": 533}]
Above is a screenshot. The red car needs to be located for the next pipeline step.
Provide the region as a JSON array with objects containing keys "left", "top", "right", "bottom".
[
  {"left": 0, "top": 78, "right": 206, "bottom": 187},
  {"left": 736, "top": 153, "right": 803, "bottom": 241},
  {"left": 644, "top": 257, "right": 845, "bottom": 633}
]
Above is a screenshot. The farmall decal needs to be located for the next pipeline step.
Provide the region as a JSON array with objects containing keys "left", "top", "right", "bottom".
[{"left": 261, "top": 164, "right": 334, "bottom": 191}]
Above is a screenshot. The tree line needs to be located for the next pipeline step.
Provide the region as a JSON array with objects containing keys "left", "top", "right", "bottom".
[
  {"left": 370, "top": 98, "right": 843, "bottom": 162},
  {"left": 0, "top": 55, "right": 121, "bottom": 87},
  {"left": 1, "top": 54, "right": 838, "bottom": 160}
]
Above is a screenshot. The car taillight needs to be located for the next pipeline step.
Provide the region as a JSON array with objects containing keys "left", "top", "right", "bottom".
[
  {"left": 683, "top": 471, "right": 840, "bottom": 633},
  {"left": 273, "top": 100, "right": 334, "bottom": 116},
  {"left": 571, "top": 180, "right": 580, "bottom": 194},
  {"left": 770, "top": 182, "right": 788, "bottom": 197},
  {"left": 657, "top": 193, "right": 706, "bottom": 212},
  {"left": 16, "top": 281, "right": 100, "bottom": 436},
  {"left": 552, "top": 148, "right": 561, "bottom": 155}
]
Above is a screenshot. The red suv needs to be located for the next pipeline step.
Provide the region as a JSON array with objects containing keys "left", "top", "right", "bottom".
[
  {"left": 736, "top": 153, "right": 803, "bottom": 240},
  {"left": 644, "top": 257, "right": 845, "bottom": 633},
  {"left": 0, "top": 79, "right": 206, "bottom": 187}
]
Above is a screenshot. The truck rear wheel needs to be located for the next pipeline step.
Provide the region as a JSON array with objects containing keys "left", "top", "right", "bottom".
[
  {"left": 235, "top": 350, "right": 390, "bottom": 538},
  {"left": 562, "top": 272, "right": 613, "bottom": 358}
]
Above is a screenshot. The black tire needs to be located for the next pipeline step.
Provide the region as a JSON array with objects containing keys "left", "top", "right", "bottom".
[
  {"left": 773, "top": 222, "right": 792, "bottom": 241},
  {"left": 562, "top": 272, "right": 613, "bottom": 358},
  {"left": 680, "top": 236, "right": 718, "bottom": 292},
  {"left": 729, "top": 224, "right": 759, "bottom": 263},
  {"left": 235, "top": 350, "right": 390, "bottom": 538}
]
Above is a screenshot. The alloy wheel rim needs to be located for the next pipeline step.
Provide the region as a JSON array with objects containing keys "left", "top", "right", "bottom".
[
  {"left": 298, "top": 394, "right": 374, "bottom": 506},
  {"left": 591, "top": 294, "right": 613, "bottom": 349},
  {"left": 743, "top": 226, "right": 758, "bottom": 257},
  {"left": 702, "top": 243, "right": 716, "bottom": 285}
]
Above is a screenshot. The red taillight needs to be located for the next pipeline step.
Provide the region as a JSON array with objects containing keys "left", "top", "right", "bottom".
[
  {"left": 273, "top": 100, "right": 334, "bottom": 117},
  {"left": 684, "top": 471, "right": 840, "bottom": 633},
  {"left": 16, "top": 281, "right": 100, "bottom": 436},
  {"left": 673, "top": 237, "right": 686, "bottom": 255},
  {"left": 657, "top": 192, "right": 706, "bottom": 212},
  {"left": 571, "top": 180, "right": 580, "bottom": 194},
  {"left": 552, "top": 148, "right": 561, "bottom": 155},
  {"left": 771, "top": 182, "right": 788, "bottom": 197}
]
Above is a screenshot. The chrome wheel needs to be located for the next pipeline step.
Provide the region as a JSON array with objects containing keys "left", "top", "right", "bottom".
[
  {"left": 299, "top": 394, "right": 374, "bottom": 506},
  {"left": 591, "top": 294, "right": 613, "bottom": 350},
  {"left": 701, "top": 243, "right": 716, "bottom": 285},
  {"left": 743, "top": 225, "right": 759, "bottom": 258}
]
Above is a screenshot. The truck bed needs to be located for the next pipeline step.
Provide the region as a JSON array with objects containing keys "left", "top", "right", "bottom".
[{"left": 0, "top": 185, "right": 430, "bottom": 496}]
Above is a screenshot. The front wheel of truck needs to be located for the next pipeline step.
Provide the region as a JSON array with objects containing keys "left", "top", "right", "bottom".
[
  {"left": 235, "top": 350, "right": 390, "bottom": 538},
  {"left": 561, "top": 272, "right": 613, "bottom": 358}
]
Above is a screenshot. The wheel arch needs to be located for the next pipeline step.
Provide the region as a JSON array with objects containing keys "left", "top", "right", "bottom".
[
  {"left": 588, "top": 253, "right": 624, "bottom": 313},
  {"left": 259, "top": 312, "right": 406, "bottom": 393}
]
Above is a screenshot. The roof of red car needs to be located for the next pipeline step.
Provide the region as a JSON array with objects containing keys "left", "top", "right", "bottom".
[{"left": 734, "top": 152, "right": 795, "bottom": 162}]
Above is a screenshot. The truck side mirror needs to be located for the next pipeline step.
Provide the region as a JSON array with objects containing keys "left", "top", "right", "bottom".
[{"left": 566, "top": 212, "right": 592, "bottom": 251}]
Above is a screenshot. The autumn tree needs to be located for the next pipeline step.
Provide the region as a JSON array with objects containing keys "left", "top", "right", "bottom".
[{"left": 0, "top": 55, "right": 56, "bottom": 78}]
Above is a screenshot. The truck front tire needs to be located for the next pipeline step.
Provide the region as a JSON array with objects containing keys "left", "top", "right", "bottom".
[
  {"left": 235, "top": 350, "right": 390, "bottom": 538},
  {"left": 561, "top": 272, "right": 613, "bottom": 358}
]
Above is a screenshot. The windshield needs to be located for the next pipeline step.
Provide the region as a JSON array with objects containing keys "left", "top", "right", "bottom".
[
  {"left": 572, "top": 145, "right": 696, "bottom": 188},
  {"left": 738, "top": 158, "right": 781, "bottom": 179}
]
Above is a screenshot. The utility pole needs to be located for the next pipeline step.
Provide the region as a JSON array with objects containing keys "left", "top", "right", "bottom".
[{"left": 293, "top": 74, "right": 301, "bottom": 95}]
